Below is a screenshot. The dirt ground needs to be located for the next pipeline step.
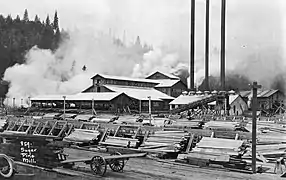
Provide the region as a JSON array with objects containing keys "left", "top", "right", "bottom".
[{"left": 54, "top": 148, "right": 284, "bottom": 180}]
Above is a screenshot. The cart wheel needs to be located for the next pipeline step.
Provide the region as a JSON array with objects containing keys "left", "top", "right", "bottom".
[
  {"left": 109, "top": 152, "right": 125, "bottom": 172},
  {"left": 90, "top": 156, "right": 107, "bottom": 176},
  {"left": 0, "top": 154, "right": 15, "bottom": 178}
]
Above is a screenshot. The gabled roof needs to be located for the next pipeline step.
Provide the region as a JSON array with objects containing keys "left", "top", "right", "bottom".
[
  {"left": 239, "top": 89, "right": 280, "bottom": 98},
  {"left": 229, "top": 94, "right": 240, "bottom": 104},
  {"left": 31, "top": 92, "right": 124, "bottom": 101},
  {"left": 145, "top": 71, "right": 180, "bottom": 80},
  {"left": 91, "top": 74, "right": 159, "bottom": 84},
  {"left": 104, "top": 85, "right": 174, "bottom": 101},
  {"left": 154, "top": 79, "right": 181, "bottom": 88},
  {"left": 169, "top": 94, "right": 213, "bottom": 105}
]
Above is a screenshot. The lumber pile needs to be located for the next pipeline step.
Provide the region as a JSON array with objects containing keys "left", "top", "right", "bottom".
[
  {"left": 164, "top": 119, "right": 203, "bottom": 129},
  {"left": 140, "top": 130, "right": 189, "bottom": 152},
  {"left": 100, "top": 136, "right": 139, "bottom": 148},
  {"left": 203, "top": 121, "right": 242, "bottom": 131},
  {"left": 177, "top": 137, "right": 253, "bottom": 170},
  {"left": 63, "top": 129, "right": 100, "bottom": 144}
]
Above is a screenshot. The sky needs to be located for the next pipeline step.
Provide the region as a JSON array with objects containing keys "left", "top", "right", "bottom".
[{"left": 1, "top": 0, "right": 286, "bottom": 105}]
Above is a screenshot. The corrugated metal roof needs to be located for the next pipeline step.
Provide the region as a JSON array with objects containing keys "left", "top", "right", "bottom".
[
  {"left": 104, "top": 85, "right": 174, "bottom": 101},
  {"left": 258, "top": 89, "right": 279, "bottom": 98},
  {"left": 146, "top": 71, "right": 180, "bottom": 80},
  {"left": 91, "top": 74, "right": 159, "bottom": 84},
  {"left": 155, "top": 79, "right": 180, "bottom": 87},
  {"left": 31, "top": 92, "right": 123, "bottom": 101},
  {"left": 239, "top": 89, "right": 279, "bottom": 98},
  {"left": 169, "top": 94, "right": 213, "bottom": 105}
]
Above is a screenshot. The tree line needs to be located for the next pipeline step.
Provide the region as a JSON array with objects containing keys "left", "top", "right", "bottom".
[{"left": 0, "top": 9, "right": 67, "bottom": 98}]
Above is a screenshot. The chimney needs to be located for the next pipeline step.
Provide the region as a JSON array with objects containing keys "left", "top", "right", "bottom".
[
  {"left": 205, "top": 0, "right": 210, "bottom": 91},
  {"left": 190, "top": 0, "right": 195, "bottom": 91},
  {"left": 220, "top": 0, "right": 226, "bottom": 91}
]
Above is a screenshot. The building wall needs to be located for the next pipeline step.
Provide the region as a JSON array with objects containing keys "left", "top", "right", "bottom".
[
  {"left": 83, "top": 85, "right": 112, "bottom": 93},
  {"left": 171, "top": 81, "right": 188, "bottom": 97},
  {"left": 229, "top": 96, "right": 248, "bottom": 116},
  {"left": 257, "top": 91, "right": 284, "bottom": 110},
  {"left": 155, "top": 82, "right": 187, "bottom": 98},
  {"left": 92, "top": 76, "right": 156, "bottom": 88}
]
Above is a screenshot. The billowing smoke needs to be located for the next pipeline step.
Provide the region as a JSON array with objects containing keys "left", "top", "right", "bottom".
[
  {"left": 3, "top": 30, "right": 150, "bottom": 106},
  {"left": 132, "top": 47, "right": 188, "bottom": 78}
]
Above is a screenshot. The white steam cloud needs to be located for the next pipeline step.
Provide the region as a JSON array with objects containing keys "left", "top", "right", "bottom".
[{"left": 3, "top": 0, "right": 286, "bottom": 106}]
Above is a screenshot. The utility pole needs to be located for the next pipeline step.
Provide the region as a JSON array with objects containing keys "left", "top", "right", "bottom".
[{"left": 251, "top": 82, "right": 261, "bottom": 174}]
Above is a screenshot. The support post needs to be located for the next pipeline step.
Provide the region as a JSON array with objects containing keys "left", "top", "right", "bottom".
[
  {"left": 92, "top": 98, "right": 94, "bottom": 115},
  {"left": 63, "top": 96, "right": 66, "bottom": 120},
  {"left": 251, "top": 82, "right": 261, "bottom": 174},
  {"left": 139, "top": 100, "right": 142, "bottom": 114},
  {"left": 148, "top": 96, "right": 152, "bottom": 124},
  {"left": 13, "top": 98, "right": 15, "bottom": 108}
]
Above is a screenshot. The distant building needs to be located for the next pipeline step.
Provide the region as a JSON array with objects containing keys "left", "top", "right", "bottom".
[
  {"left": 145, "top": 71, "right": 188, "bottom": 98},
  {"left": 239, "top": 89, "right": 284, "bottom": 113}
]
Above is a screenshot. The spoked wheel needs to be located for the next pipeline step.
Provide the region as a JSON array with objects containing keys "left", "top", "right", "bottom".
[
  {"left": 109, "top": 152, "right": 125, "bottom": 172},
  {"left": 90, "top": 156, "right": 107, "bottom": 176},
  {"left": 0, "top": 154, "right": 15, "bottom": 178}
]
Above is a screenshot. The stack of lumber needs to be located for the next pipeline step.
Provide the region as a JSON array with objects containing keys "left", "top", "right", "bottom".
[
  {"left": 100, "top": 136, "right": 139, "bottom": 148},
  {"left": 191, "top": 137, "right": 244, "bottom": 156},
  {"left": 243, "top": 144, "right": 286, "bottom": 161},
  {"left": 203, "top": 121, "right": 242, "bottom": 131},
  {"left": 140, "top": 130, "right": 188, "bottom": 152},
  {"left": 258, "top": 132, "right": 286, "bottom": 144},
  {"left": 177, "top": 137, "right": 250, "bottom": 169},
  {"left": 164, "top": 119, "right": 203, "bottom": 129},
  {"left": 63, "top": 129, "right": 100, "bottom": 143}
]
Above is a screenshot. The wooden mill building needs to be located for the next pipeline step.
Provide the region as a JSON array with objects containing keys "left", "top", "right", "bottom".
[{"left": 31, "top": 71, "right": 187, "bottom": 113}]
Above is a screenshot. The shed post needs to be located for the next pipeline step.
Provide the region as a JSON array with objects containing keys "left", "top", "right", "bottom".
[
  {"left": 92, "top": 98, "right": 94, "bottom": 115},
  {"left": 139, "top": 100, "right": 142, "bottom": 114},
  {"left": 63, "top": 96, "right": 66, "bottom": 120},
  {"left": 148, "top": 96, "right": 152, "bottom": 124}
]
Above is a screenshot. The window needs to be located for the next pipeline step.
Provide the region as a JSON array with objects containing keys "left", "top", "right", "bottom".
[
  {"left": 97, "top": 87, "right": 100, "bottom": 92},
  {"left": 153, "top": 102, "right": 159, "bottom": 107},
  {"left": 97, "top": 79, "right": 101, "bottom": 84}
]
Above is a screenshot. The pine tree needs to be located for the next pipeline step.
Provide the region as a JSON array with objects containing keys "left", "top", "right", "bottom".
[
  {"left": 53, "top": 11, "right": 59, "bottom": 30},
  {"left": 34, "top": 15, "right": 40, "bottom": 22},
  {"left": 135, "top": 36, "right": 141, "bottom": 46},
  {"left": 45, "top": 15, "right": 50, "bottom": 26},
  {"left": 15, "top": 15, "right": 21, "bottom": 22},
  {"left": 23, "top": 9, "right": 29, "bottom": 21}
]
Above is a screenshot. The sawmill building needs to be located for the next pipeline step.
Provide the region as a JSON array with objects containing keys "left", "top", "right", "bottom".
[{"left": 31, "top": 72, "right": 188, "bottom": 113}]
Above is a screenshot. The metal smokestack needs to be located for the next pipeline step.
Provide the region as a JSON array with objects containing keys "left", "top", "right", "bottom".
[
  {"left": 190, "top": 0, "right": 195, "bottom": 90},
  {"left": 205, "top": 0, "right": 210, "bottom": 91},
  {"left": 220, "top": 0, "right": 226, "bottom": 91}
]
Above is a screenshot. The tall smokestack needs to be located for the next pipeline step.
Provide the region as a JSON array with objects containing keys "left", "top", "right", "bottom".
[
  {"left": 190, "top": 0, "right": 195, "bottom": 90},
  {"left": 205, "top": 0, "right": 210, "bottom": 90},
  {"left": 220, "top": 0, "right": 226, "bottom": 91}
]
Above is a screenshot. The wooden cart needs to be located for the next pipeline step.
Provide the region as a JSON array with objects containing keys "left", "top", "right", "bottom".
[{"left": 61, "top": 152, "right": 146, "bottom": 176}]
